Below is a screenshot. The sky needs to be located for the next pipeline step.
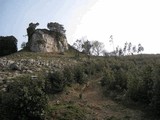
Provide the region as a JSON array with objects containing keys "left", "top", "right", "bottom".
[{"left": 0, "top": 0, "right": 160, "bottom": 54}]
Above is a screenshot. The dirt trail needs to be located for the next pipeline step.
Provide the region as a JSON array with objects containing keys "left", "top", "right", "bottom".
[{"left": 52, "top": 77, "right": 144, "bottom": 120}]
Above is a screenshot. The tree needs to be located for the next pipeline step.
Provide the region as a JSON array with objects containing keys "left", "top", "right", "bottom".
[
  {"left": 26, "top": 22, "right": 39, "bottom": 48},
  {"left": 118, "top": 48, "right": 123, "bottom": 56},
  {"left": 91, "top": 41, "right": 105, "bottom": 56},
  {"left": 115, "top": 46, "right": 123, "bottom": 56},
  {"left": 47, "top": 22, "right": 66, "bottom": 34},
  {"left": 137, "top": 43, "right": 144, "bottom": 53},
  {"left": 132, "top": 45, "right": 137, "bottom": 54},
  {"left": 115, "top": 46, "right": 119, "bottom": 56},
  {"left": 82, "top": 40, "right": 92, "bottom": 55},
  {"left": 73, "top": 39, "right": 83, "bottom": 58},
  {"left": 27, "top": 22, "right": 39, "bottom": 38},
  {"left": 127, "top": 42, "right": 132, "bottom": 55},
  {"left": 73, "top": 39, "right": 83, "bottom": 52},
  {"left": 109, "top": 35, "right": 115, "bottom": 52},
  {"left": 0, "top": 36, "right": 17, "bottom": 56},
  {"left": 123, "top": 42, "right": 128, "bottom": 55},
  {"left": 21, "top": 42, "right": 26, "bottom": 49}
]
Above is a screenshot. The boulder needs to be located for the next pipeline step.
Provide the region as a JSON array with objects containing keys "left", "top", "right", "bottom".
[{"left": 9, "top": 63, "right": 21, "bottom": 71}]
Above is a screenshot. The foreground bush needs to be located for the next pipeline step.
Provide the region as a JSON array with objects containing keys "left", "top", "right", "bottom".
[{"left": 0, "top": 76, "right": 48, "bottom": 120}]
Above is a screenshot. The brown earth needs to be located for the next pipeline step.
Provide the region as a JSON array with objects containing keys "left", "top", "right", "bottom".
[{"left": 49, "top": 76, "right": 146, "bottom": 120}]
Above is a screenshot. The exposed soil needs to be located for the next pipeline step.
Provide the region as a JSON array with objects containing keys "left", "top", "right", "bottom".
[{"left": 50, "top": 76, "right": 145, "bottom": 120}]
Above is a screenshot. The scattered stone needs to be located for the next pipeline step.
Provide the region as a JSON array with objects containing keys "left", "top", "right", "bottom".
[
  {"left": 1, "top": 87, "right": 6, "bottom": 92},
  {"left": 26, "top": 70, "right": 33, "bottom": 74},
  {"left": 7, "top": 60, "right": 14, "bottom": 65},
  {"left": 56, "top": 100, "right": 60, "bottom": 105},
  {"left": 9, "top": 63, "right": 21, "bottom": 70}
]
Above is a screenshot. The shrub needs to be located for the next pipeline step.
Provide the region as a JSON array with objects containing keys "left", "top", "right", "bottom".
[
  {"left": 101, "top": 69, "right": 115, "bottom": 90},
  {"left": 150, "top": 79, "right": 160, "bottom": 115},
  {"left": 113, "top": 68, "right": 128, "bottom": 91},
  {"left": 47, "top": 104, "right": 86, "bottom": 120},
  {"left": 0, "top": 76, "right": 48, "bottom": 120},
  {"left": 46, "top": 70, "right": 66, "bottom": 94},
  {"left": 63, "top": 67, "right": 74, "bottom": 86},
  {"left": 74, "top": 65, "right": 86, "bottom": 84},
  {"left": 150, "top": 66, "right": 160, "bottom": 115},
  {"left": 126, "top": 72, "right": 141, "bottom": 102}
]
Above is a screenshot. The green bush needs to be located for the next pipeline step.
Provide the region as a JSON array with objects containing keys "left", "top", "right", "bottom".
[
  {"left": 63, "top": 67, "right": 74, "bottom": 86},
  {"left": 150, "top": 66, "right": 160, "bottom": 115},
  {"left": 150, "top": 79, "right": 160, "bottom": 115},
  {"left": 74, "top": 65, "right": 86, "bottom": 84},
  {"left": 46, "top": 70, "right": 66, "bottom": 94},
  {"left": 0, "top": 76, "right": 48, "bottom": 120},
  {"left": 101, "top": 69, "right": 115, "bottom": 90},
  {"left": 47, "top": 104, "right": 86, "bottom": 120},
  {"left": 100, "top": 56, "right": 160, "bottom": 116}
]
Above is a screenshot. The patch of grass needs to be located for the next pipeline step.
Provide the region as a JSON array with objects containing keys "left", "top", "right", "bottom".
[{"left": 47, "top": 103, "right": 86, "bottom": 120}]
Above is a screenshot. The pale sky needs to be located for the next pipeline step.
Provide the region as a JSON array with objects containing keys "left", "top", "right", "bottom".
[{"left": 0, "top": 0, "right": 160, "bottom": 53}]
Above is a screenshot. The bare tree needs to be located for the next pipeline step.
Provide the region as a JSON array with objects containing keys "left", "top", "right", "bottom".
[
  {"left": 132, "top": 45, "right": 137, "bottom": 54},
  {"left": 123, "top": 42, "right": 128, "bottom": 55},
  {"left": 109, "top": 35, "right": 115, "bottom": 52},
  {"left": 127, "top": 42, "right": 132, "bottom": 55},
  {"left": 73, "top": 39, "right": 83, "bottom": 52},
  {"left": 91, "top": 40, "right": 105, "bottom": 56},
  {"left": 73, "top": 36, "right": 92, "bottom": 57}
]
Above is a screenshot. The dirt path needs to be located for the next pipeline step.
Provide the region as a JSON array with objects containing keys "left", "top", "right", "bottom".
[{"left": 51, "top": 77, "right": 144, "bottom": 120}]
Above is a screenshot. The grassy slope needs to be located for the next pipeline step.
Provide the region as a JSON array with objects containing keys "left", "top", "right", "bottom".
[{"left": 1, "top": 49, "right": 160, "bottom": 119}]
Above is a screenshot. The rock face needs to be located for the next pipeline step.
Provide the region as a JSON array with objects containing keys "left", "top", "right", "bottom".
[{"left": 27, "top": 29, "right": 68, "bottom": 52}]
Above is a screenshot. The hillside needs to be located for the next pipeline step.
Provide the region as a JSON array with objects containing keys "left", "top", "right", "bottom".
[{"left": 1, "top": 50, "right": 160, "bottom": 119}]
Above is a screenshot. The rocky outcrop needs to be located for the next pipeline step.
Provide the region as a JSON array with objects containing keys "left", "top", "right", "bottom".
[
  {"left": 26, "top": 22, "right": 68, "bottom": 53},
  {"left": 28, "top": 29, "right": 68, "bottom": 52}
]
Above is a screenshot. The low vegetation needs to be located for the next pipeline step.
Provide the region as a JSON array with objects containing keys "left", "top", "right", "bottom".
[
  {"left": 101, "top": 55, "right": 160, "bottom": 116},
  {"left": 0, "top": 76, "right": 48, "bottom": 120},
  {"left": 1, "top": 20, "right": 158, "bottom": 119},
  {"left": 1, "top": 48, "right": 160, "bottom": 119}
]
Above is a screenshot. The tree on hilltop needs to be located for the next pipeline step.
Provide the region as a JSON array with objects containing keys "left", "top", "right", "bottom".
[
  {"left": 47, "top": 22, "right": 66, "bottom": 35},
  {"left": 0, "top": 36, "right": 17, "bottom": 56},
  {"left": 91, "top": 40, "right": 105, "bottom": 56}
]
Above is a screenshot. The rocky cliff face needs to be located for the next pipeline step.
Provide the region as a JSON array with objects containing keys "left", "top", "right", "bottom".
[{"left": 27, "top": 29, "right": 68, "bottom": 52}]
